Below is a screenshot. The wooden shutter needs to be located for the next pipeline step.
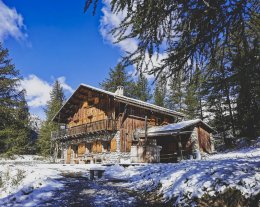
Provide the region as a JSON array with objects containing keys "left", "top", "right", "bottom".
[
  {"left": 97, "top": 141, "right": 102, "bottom": 153},
  {"left": 92, "top": 141, "right": 97, "bottom": 153},
  {"left": 78, "top": 143, "right": 86, "bottom": 156},
  {"left": 110, "top": 137, "right": 117, "bottom": 152}
]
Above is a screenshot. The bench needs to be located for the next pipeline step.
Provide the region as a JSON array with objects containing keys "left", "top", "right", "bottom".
[{"left": 89, "top": 168, "right": 105, "bottom": 180}]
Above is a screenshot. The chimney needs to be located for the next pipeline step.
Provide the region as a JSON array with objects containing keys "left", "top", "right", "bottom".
[{"left": 115, "top": 86, "right": 124, "bottom": 96}]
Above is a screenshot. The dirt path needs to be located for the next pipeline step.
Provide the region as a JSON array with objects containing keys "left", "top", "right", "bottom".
[{"left": 41, "top": 176, "right": 151, "bottom": 207}]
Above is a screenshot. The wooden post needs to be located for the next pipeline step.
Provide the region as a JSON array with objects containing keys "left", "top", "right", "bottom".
[
  {"left": 144, "top": 116, "right": 148, "bottom": 143},
  {"left": 178, "top": 135, "right": 183, "bottom": 161},
  {"left": 90, "top": 170, "right": 94, "bottom": 180}
]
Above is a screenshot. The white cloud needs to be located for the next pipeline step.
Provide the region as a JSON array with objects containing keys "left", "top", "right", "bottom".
[
  {"left": 100, "top": 0, "right": 137, "bottom": 53},
  {"left": 57, "top": 76, "right": 74, "bottom": 93},
  {"left": 20, "top": 74, "right": 74, "bottom": 108},
  {"left": 20, "top": 75, "right": 52, "bottom": 108},
  {"left": 0, "top": 0, "right": 27, "bottom": 42}
]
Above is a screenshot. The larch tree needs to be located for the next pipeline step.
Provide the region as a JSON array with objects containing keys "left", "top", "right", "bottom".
[{"left": 37, "top": 80, "right": 65, "bottom": 156}]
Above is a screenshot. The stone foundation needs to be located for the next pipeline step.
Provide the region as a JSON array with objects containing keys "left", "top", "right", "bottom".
[{"left": 131, "top": 145, "right": 161, "bottom": 163}]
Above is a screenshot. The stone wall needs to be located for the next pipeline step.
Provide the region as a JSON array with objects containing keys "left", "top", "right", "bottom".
[{"left": 131, "top": 144, "right": 161, "bottom": 163}]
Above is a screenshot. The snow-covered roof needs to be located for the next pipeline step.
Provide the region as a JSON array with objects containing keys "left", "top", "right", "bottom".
[
  {"left": 138, "top": 119, "right": 215, "bottom": 137},
  {"left": 53, "top": 84, "right": 184, "bottom": 122}
]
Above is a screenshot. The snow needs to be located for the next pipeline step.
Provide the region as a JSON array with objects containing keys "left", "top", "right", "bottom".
[
  {"left": 147, "top": 119, "right": 202, "bottom": 133},
  {"left": 0, "top": 142, "right": 259, "bottom": 206},
  {"left": 145, "top": 119, "right": 215, "bottom": 134},
  {"left": 0, "top": 156, "right": 101, "bottom": 206},
  {"left": 0, "top": 155, "right": 49, "bottom": 164},
  {"left": 103, "top": 143, "right": 260, "bottom": 205}
]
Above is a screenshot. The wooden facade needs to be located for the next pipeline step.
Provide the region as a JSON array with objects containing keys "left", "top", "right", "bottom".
[{"left": 52, "top": 84, "right": 184, "bottom": 164}]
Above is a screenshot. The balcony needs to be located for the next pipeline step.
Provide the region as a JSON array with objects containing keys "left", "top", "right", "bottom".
[{"left": 51, "top": 118, "right": 117, "bottom": 141}]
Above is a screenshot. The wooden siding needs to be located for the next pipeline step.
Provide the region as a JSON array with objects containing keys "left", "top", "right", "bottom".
[
  {"left": 198, "top": 127, "right": 211, "bottom": 153},
  {"left": 119, "top": 116, "right": 146, "bottom": 152},
  {"left": 110, "top": 137, "right": 117, "bottom": 152},
  {"left": 116, "top": 104, "right": 175, "bottom": 152},
  {"left": 68, "top": 95, "right": 114, "bottom": 127}
]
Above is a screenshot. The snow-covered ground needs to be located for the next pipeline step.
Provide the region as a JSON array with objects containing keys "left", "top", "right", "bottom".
[
  {"left": 0, "top": 140, "right": 259, "bottom": 206},
  {"left": 104, "top": 140, "right": 260, "bottom": 206},
  {"left": 0, "top": 156, "right": 101, "bottom": 207}
]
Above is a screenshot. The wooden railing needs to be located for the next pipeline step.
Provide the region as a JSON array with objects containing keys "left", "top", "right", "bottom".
[{"left": 51, "top": 118, "right": 117, "bottom": 140}]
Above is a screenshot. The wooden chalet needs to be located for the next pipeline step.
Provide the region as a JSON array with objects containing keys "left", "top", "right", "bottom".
[{"left": 51, "top": 84, "right": 185, "bottom": 164}]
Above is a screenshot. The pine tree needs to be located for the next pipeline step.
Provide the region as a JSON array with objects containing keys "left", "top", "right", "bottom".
[
  {"left": 37, "top": 80, "right": 65, "bottom": 156},
  {"left": 0, "top": 43, "right": 30, "bottom": 155},
  {"left": 132, "top": 72, "right": 152, "bottom": 101},
  {"left": 10, "top": 90, "right": 31, "bottom": 154},
  {"left": 154, "top": 74, "right": 166, "bottom": 107},
  {"left": 100, "top": 63, "right": 134, "bottom": 97}
]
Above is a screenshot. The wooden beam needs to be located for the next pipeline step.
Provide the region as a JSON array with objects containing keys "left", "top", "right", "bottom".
[
  {"left": 120, "top": 104, "right": 128, "bottom": 128},
  {"left": 144, "top": 116, "right": 148, "bottom": 142}
]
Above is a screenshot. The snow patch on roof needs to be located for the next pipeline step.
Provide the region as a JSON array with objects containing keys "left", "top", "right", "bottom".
[{"left": 147, "top": 119, "right": 203, "bottom": 133}]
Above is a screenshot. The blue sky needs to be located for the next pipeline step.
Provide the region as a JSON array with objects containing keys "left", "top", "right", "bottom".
[{"left": 1, "top": 0, "right": 133, "bottom": 118}]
